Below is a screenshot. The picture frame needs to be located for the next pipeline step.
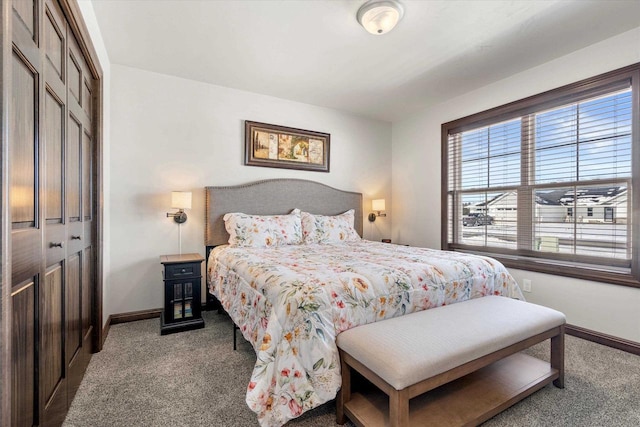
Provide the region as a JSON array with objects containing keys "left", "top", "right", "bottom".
[{"left": 244, "top": 120, "right": 330, "bottom": 172}]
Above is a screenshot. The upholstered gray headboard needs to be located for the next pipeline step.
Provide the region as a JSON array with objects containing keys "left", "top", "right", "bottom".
[{"left": 205, "top": 179, "right": 363, "bottom": 247}]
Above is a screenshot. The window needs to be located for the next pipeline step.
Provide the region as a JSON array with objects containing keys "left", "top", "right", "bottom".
[{"left": 442, "top": 64, "right": 639, "bottom": 287}]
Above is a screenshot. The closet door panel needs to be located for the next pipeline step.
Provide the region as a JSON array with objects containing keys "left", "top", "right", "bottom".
[
  {"left": 10, "top": 49, "right": 41, "bottom": 285},
  {"left": 44, "top": 90, "right": 63, "bottom": 222},
  {"left": 10, "top": 53, "right": 37, "bottom": 227},
  {"left": 11, "top": 279, "right": 36, "bottom": 427},
  {"left": 65, "top": 254, "right": 81, "bottom": 363},
  {"left": 66, "top": 253, "right": 83, "bottom": 404},
  {"left": 44, "top": 1, "right": 64, "bottom": 82},
  {"left": 81, "top": 246, "right": 93, "bottom": 371},
  {"left": 12, "top": 0, "right": 40, "bottom": 67},
  {"left": 66, "top": 116, "right": 81, "bottom": 220},
  {"left": 82, "top": 145, "right": 92, "bottom": 244},
  {"left": 41, "top": 263, "right": 66, "bottom": 427},
  {"left": 67, "top": 34, "right": 85, "bottom": 110},
  {"left": 82, "top": 132, "right": 91, "bottom": 220},
  {"left": 44, "top": 89, "right": 66, "bottom": 266},
  {"left": 67, "top": 53, "right": 80, "bottom": 106},
  {"left": 82, "top": 78, "right": 92, "bottom": 118},
  {"left": 67, "top": 115, "right": 83, "bottom": 255},
  {"left": 82, "top": 247, "right": 92, "bottom": 337},
  {"left": 44, "top": 2, "right": 66, "bottom": 100},
  {"left": 12, "top": 0, "right": 36, "bottom": 39}
]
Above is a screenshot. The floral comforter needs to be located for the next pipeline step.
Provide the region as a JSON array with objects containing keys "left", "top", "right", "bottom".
[{"left": 207, "top": 240, "right": 522, "bottom": 427}]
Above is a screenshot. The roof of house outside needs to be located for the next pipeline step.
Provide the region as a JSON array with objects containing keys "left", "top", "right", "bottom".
[{"left": 470, "top": 186, "right": 627, "bottom": 208}]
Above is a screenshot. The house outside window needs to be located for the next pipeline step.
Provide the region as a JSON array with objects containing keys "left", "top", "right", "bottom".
[{"left": 442, "top": 64, "right": 639, "bottom": 287}]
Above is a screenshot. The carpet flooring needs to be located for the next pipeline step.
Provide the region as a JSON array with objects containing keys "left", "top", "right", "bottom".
[{"left": 63, "top": 310, "right": 640, "bottom": 427}]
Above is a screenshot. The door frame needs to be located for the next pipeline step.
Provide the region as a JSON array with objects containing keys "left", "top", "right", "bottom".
[{"left": 0, "top": 0, "right": 104, "bottom": 424}]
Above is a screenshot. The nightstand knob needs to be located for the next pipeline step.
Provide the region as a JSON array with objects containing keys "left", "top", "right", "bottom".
[
  {"left": 181, "top": 268, "right": 186, "bottom": 273},
  {"left": 50, "top": 242, "right": 64, "bottom": 248},
  {"left": 71, "top": 235, "right": 82, "bottom": 240}
]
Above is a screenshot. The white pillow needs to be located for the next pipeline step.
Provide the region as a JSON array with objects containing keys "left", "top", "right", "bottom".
[
  {"left": 223, "top": 209, "right": 302, "bottom": 248},
  {"left": 300, "top": 209, "right": 361, "bottom": 244}
]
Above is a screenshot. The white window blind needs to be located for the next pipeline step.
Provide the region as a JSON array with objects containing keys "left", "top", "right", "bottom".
[{"left": 443, "top": 66, "right": 639, "bottom": 286}]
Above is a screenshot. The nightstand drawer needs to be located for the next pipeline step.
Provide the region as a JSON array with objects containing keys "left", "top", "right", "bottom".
[{"left": 164, "top": 262, "right": 200, "bottom": 280}]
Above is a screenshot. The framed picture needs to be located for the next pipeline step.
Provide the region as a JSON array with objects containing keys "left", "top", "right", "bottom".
[{"left": 244, "top": 121, "right": 330, "bottom": 172}]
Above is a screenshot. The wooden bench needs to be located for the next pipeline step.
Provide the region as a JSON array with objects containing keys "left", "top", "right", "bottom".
[{"left": 336, "top": 296, "right": 565, "bottom": 427}]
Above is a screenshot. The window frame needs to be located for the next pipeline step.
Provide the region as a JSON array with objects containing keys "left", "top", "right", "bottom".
[{"left": 441, "top": 63, "right": 640, "bottom": 288}]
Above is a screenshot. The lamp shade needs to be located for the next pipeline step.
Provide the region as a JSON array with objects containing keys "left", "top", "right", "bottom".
[
  {"left": 372, "top": 199, "right": 386, "bottom": 212},
  {"left": 357, "top": 0, "right": 404, "bottom": 35},
  {"left": 171, "top": 191, "right": 192, "bottom": 209}
]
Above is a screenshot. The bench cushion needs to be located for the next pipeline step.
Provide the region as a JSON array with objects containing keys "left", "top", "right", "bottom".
[{"left": 336, "top": 296, "right": 565, "bottom": 390}]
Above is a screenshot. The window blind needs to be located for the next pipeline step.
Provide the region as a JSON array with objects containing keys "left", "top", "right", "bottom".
[{"left": 443, "top": 66, "right": 638, "bottom": 286}]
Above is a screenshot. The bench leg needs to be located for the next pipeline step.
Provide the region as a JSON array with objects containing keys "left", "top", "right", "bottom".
[
  {"left": 336, "top": 352, "right": 351, "bottom": 424},
  {"left": 551, "top": 325, "right": 565, "bottom": 389},
  {"left": 389, "top": 389, "right": 409, "bottom": 427}
]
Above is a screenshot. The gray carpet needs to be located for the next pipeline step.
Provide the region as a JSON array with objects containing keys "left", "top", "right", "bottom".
[{"left": 63, "top": 311, "right": 640, "bottom": 427}]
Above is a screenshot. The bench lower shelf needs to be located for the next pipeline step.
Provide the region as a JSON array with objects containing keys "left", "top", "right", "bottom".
[{"left": 344, "top": 352, "right": 558, "bottom": 427}]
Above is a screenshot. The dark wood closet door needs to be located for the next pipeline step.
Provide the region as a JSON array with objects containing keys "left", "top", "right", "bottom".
[
  {"left": 40, "top": 2, "right": 69, "bottom": 424},
  {"left": 65, "top": 27, "right": 94, "bottom": 408},
  {"left": 9, "top": 0, "right": 97, "bottom": 425},
  {"left": 10, "top": 0, "right": 43, "bottom": 425}
]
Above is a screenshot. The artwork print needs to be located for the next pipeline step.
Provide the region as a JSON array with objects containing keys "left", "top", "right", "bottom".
[{"left": 245, "top": 121, "right": 330, "bottom": 172}]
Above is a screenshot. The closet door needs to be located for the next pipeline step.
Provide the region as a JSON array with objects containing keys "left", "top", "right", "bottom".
[
  {"left": 10, "top": 0, "right": 96, "bottom": 425},
  {"left": 65, "top": 28, "right": 93, "bottom": 405},
  {"left": 41, "top": 1, "right": 68, "bottom": 424},
  {"left": 10, "top": 0, "right": 43, "bottom": 425}
]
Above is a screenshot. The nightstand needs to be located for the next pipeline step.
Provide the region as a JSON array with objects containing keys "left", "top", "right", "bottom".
[{"left": 160, "top": 253, "right": 205, "bottom": 335}]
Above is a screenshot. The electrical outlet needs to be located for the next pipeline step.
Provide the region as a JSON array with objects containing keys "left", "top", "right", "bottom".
[{"left": 522, "top": 279, "right": 532, "bottom": 293}]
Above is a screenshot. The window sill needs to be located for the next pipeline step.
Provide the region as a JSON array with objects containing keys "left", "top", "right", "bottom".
[{"left": 453, "top": 249, "right": 640, "bottom": 289}]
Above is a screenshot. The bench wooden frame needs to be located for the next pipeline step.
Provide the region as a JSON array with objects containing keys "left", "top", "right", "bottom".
[{"left": 337, "top": 324, "right": 565, "bottom": 427}]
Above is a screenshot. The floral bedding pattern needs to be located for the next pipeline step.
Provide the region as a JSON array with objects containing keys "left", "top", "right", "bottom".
[
  {"left": 207, "top": 240, "right": 523, "bottom": 427},
  {"left": 223, "top": 210, "right": 303, "bottom": 248},
  {"left": 300, "top": 209, "right": 361, "bottom": 244}
]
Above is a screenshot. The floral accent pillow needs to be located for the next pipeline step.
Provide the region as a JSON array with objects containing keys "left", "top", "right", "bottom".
[
  {"left": 223, "top": 210, "right": 303, "bottom": 248},
  {"left": 300, "top": 209, "right": 361, "bottom": 244}
]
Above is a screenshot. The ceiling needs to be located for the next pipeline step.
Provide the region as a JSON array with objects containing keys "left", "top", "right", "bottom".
[{"left": 91, "top": 0, "right": 640, "bottom": 122}]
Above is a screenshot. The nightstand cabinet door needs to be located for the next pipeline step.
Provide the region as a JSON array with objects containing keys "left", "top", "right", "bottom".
[{"left": 163, "top": 279, "right": 202, "bottom": 323}]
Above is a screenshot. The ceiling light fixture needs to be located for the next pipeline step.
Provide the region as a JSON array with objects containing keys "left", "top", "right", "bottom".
[{"left": 357, "top": 0, "right": 404, "bottom": 35}]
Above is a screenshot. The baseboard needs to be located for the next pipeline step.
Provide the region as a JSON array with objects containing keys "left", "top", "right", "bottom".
[
  {"left": 566, "top": 324, "right": 640, "bottom": 356},
  {"left": 101, "top": 308, "right": 162, "bottom": 344},
  {"left": 110, "top": 308, "right": 162, "bottom": 324}
]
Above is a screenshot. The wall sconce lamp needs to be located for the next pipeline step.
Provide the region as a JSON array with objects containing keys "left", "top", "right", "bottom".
[
  {"left": 167, "top": 191, "right": 192, "bottom": 255},
  {"left": 368, "top": 199, "right": 387, "bottom": 222},
  {"left": 166, "top": 191, "right": 192, "bottom": 224},
  {"left": 357, "top": 0, "right": 404, "bottom": 35}
]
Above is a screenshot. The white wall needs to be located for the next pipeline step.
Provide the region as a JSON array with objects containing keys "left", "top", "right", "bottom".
[
  {"left": 109, "top": 64, "right": 392, "bottom": 315},
  {"left": 392, "top": 27, "right": 640, "bottom": 342},
  {"left": 78, "top": 0, "right": 111, "bottom": 328}
]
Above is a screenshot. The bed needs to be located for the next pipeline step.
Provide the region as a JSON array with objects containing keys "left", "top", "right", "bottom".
[{"left": 204, "top": 179, "right": 523, "bottom": 427}]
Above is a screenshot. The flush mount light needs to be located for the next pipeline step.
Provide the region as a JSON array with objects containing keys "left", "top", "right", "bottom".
[{"left": 357, "top": 0, "right": 404, "bottom": 35}]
